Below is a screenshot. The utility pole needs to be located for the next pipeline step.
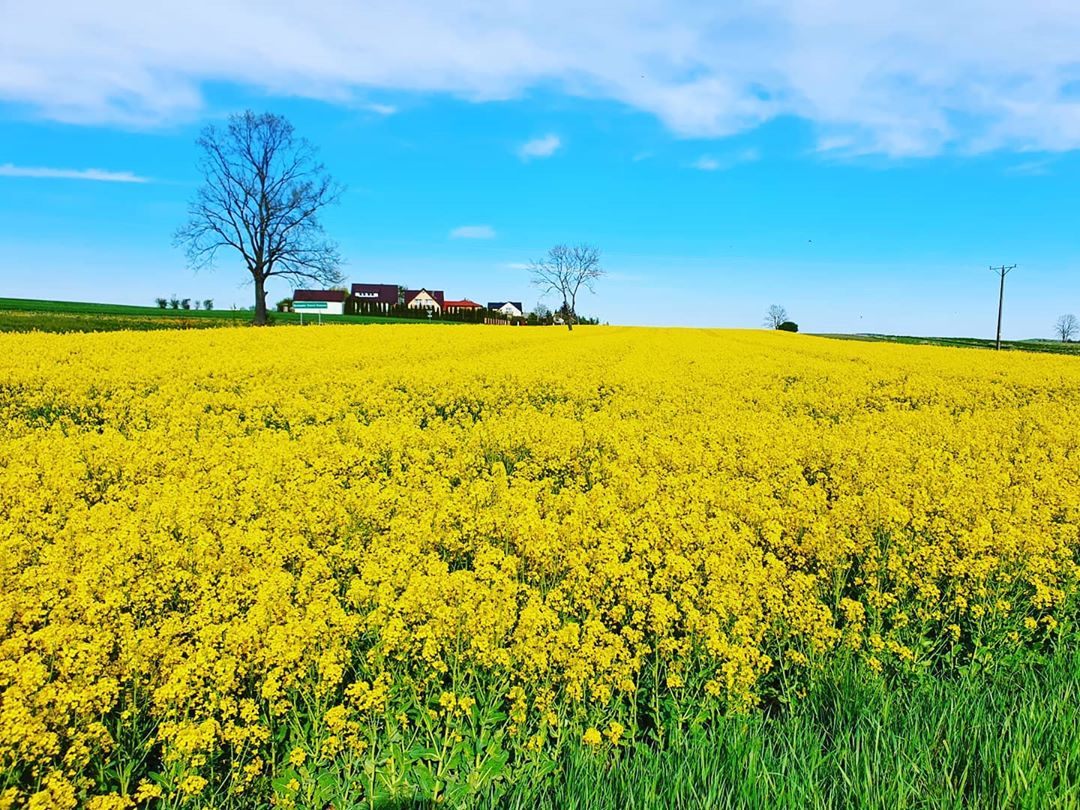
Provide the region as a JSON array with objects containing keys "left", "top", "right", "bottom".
[{"left": 991, "top": 264, "right": 1018, "bottom": 350}]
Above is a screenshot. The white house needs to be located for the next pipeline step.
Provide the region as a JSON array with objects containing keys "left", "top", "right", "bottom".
[
  {"left": 404, "top": 289, "right": 444, "bottom": 312},
  {"left": 487, "top": 301, "right": 525, "bottom": 318}
]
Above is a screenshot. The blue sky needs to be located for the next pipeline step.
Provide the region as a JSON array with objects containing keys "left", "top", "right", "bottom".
[{"left": 2, "top": 1, "right": 1080, "bottom": 337}]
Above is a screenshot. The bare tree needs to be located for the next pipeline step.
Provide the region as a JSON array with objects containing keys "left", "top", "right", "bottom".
[
  {"left": 529, "top": 244, "right": 604, "bottom": 331},
  {"left": 764, "top": 304, "right": 788, "bottom": 329},
  {"left": 533, "top": 302, "right": 552, "bottom": 323},
  {"left": 174, "top": 110, "right": 344, "bottom": 325},
  {"left": 1055, "top": 313, "right": 1078, "bottom": 342}
]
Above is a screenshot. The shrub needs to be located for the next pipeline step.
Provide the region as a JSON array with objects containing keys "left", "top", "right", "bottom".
[
  {"left": 778, "top": 321, "right": 799, "bottom": 333},
  {"left": 276, "top": 299, "right": 293, "bottom": 313},
  {"left": 155, "top": 298, "right": 168, "bottom": 309}
]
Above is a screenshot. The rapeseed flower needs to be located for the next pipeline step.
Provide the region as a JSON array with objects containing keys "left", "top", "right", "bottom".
[{"left": 0, "top": 325, "right": 1076, "bottom": 806}]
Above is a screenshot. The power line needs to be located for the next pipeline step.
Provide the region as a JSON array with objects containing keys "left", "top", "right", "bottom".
[{"left": 990, "top": 264, "right": 1018, "bottom": 350}]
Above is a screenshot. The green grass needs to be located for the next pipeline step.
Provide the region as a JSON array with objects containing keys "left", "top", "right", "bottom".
[
  {"left": 235, "top": 641, "right": 1080, "bottom": 810},
  {"left": 816, "top": 332, "right": 1080, "bottom": 356},
  {"left": 0, "top": 297, "right": 436, "bottom": 333},
  {"left": 488, "top": 645, "right": 1080, "bottom": 810}
]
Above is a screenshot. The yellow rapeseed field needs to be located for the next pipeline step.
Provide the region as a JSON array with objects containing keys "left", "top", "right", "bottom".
[{"left": 1, "top": 326, "right": 1078, "bottom": 807}]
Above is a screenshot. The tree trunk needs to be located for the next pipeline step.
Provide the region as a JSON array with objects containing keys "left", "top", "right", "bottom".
[
  {"left": 253, "top": 274, "right": 269, "bottom": 325},
  {"left": 564, "top": 299, "right": 573, "bottom": 331}
]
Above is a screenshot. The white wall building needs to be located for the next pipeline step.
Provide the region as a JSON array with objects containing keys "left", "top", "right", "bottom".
[
  {"left": 488, "top": 301, "right": 525, "bottom": 318},
  {"left": 292, "top": 289, "right": 347, "bottom": 315}
]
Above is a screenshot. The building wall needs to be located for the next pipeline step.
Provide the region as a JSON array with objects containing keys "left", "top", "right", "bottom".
[{"left": 408, "top": 292, "right": 441, "bottom": 311}]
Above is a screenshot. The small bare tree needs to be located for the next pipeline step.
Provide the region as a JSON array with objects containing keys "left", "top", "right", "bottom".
[
  {"left": 174, "top": 110, "right": 344, "bottom": 325},
  {"left": 764, "top": 304, "right": 788, "bottom": 329},
  {"left": 529, "top": 244, "right": 604, "bottom": 331},
  {"left": 1055, "top": 313, "right": 1078, "bottom": 342}
]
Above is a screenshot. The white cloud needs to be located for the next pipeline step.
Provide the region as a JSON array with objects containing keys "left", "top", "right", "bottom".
[
  {"left": 815, "top": 135, "right": 856, "bottom": 154},
  {"left": 450, "top": 224, "right": 496, "bottom": 239},
  {"left": 0, "top": 163, "right": 149, "bottom": 182},
  {"left": 691, "top": 148, "right": 759, "bottom": 171},
  {"left": 6, "top": 2, "right": 1080, "bottom": 155},
  {"left": 518, "top": 134, "right": 562, "bottom": 159},
  {"left": 1005, "top": 158, "right": 1055, "bottom": 176}
]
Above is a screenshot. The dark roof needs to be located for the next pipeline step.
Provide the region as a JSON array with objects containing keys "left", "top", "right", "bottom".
[
  {"left": 351, "top": 283, "right": 399, "bottom": 304},
  {"left": 404, "top": 289, "right": 445, "bottom": 306},
  {"left": 294, "top": 289, "right": 348, "bottom": 302},
  {"left": 488, "top": 301, "right": 524, "bottom": 312}
]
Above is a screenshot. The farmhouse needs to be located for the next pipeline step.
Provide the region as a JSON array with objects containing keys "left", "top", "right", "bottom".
[
  {"left": 488, "top": 301, "right": 525, "bottom": 318},
  {"left": 351, "top": 283, "right": 399, "bottom": 311},
  {"left": 293, "top": 289, "right": 347, "bottom": 315},
  {"left": 444, "top": 299, "right": 483, "bottom": 313},
  {"left": 404, "top": 289, "right": 445, "bottom": 312}
]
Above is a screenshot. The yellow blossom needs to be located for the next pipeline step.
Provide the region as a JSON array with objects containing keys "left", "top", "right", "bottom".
[
  {"left": 605, "top": 721, "right": 625, "bottom": 746},
  {"left": 0, "top": 325, "right": 1077, "bottom": 801}
]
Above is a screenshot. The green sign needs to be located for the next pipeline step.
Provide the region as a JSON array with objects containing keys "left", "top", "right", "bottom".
[{"left": 293, "top": 301, "right": 328, "bottom": 310}]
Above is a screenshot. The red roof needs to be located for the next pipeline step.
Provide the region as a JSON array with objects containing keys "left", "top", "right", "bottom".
[
  {"left": 352, "top": 283, "right": 399, "bottom": 304},
  {"left": 293, "top": 289, "right": 348, "bottom": 302},
  {"left": 444, "top": 299, "right": 482, "bottom": 309}
]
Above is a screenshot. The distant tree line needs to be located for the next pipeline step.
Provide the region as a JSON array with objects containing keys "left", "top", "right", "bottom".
[
  {"left": 528, "top": 302, "right": 597, "bottom": 326},
  {"left": 273, "top": 295, "right": 598, "bottom": 325},
  {"left": 155, "top": 297, "right": 214, "bottom": 311}
]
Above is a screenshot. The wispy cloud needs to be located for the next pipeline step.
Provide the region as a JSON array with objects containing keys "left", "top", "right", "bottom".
[
  {"left": 518, "top": 134, "right": 561, "bottom": 160},
  {"left": 816, "top": 135, "right": 857, "bottom": 154},
  {"left": 449, "top": 224, "right": 496, "bottom": 239},
  {"left": 1006, "top": 158, "right": 1055, "bottom": 176},
  {"left": 0, "top": 163, "right": 149, "bottom": 183},
  {"left": 691, "top": 148, "right": 760, "bottom": 171},
  {"left": 365, "top": 103, "right": 397, "bottom": 116},
  {"left": 503, "top": 261, "right": 530, "bottom": 270}
]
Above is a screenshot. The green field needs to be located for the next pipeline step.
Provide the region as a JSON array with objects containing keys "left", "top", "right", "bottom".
[
  {"left": 0, "top": 297, "right": 431, "bottom": 333},
  {"left": 816, "top": 332, "right": 1080, "bottom": 356}
]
